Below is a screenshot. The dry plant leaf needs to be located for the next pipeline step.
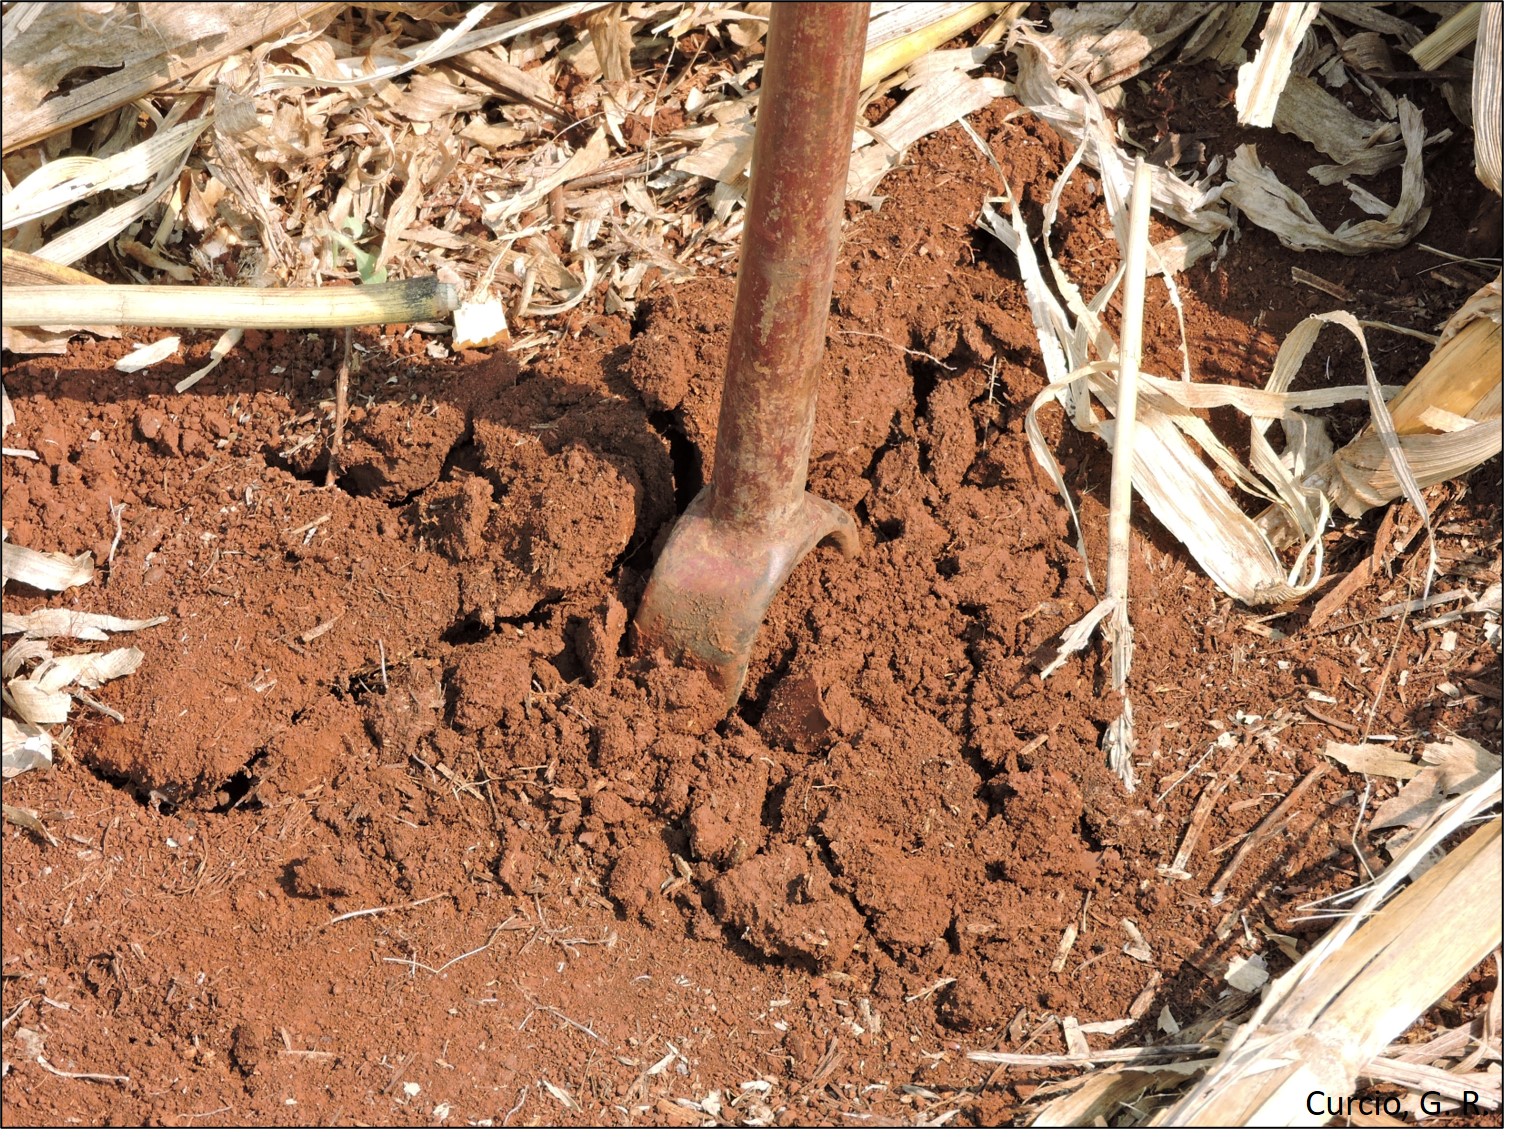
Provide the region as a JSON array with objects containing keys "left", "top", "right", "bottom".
[
  {"left": 1368, "top": 736, "right": 1501, "bottom": 834},
  {"left": 1003, "top": 38, "right": 1233, "bottom": 237},
  {"left": 486, "top": 127, "right": 610, "bottom": 226},
  {"left": 114, "top": 336, "right": 181, "bottom": 374},
  {"left": 1164, "top": 774, "right": 1501, "bottom": 1127},
  {"left": 4, "top": 640, "right": 152, "bottom": 725},
  {"left": 2, "top": 117, "right": 211, "bottom": 230},
  {"left": 1323, "top": 740, "right": 1422, "bottom": 780},
  {"left": 1270, "top": 74, "right": 1406, "bottom": 184},
  {"left": 1223, "top": 100, "right": 1431, "bottom": 254},
  {"left": 29, "top": 647, "right": 146, "bottom": 693},
  {"left": 585, "top": 4, "right": 634, "bottom": 88},
  {"left": 675, "top": 122, "right": 756, "bottom": 184},
  {"left": 389, "top": 71, "right": 490, "bottom": 123},
  {"left": 3, "top": 607, "right": 169, "bottom": 641},
  {"left": 257, "top": 2, "right": 609, "bottom": 98},
  {"left": 1037, "top": 2, "right": 1218, "bottom": 91},
  {"left": 1286, "top": 279, "right": 1502, "bottom": 525},
  {"left": 847, "top": 67, "right": 1003, "bottom": 204},
  {"left": 1224, "top": 955, "right": 1270, "bottom": 993},
  {"left": 1, "top": 715, "right": 54, "bottom": 778},
  {"left": 31, "top": 116, "right": 213, "bottom": 268},
  {"left": 1, "top": 540, "right": 94, "bottom": 591},
  {"left": 4, "top": 678, "right": 74, "bottom": 724},
  {"left": 1472, "top": 1, "right": 1501, "bottom": 192},
  {"left": 971, "top": 122, "right": 1371, "bottom": 609},
  {"left": 1, "top": 4, "right": 342, "bottom": 153},
  {"left": 176, "top": 328, "right": 245, "bottom": 393},
  {"left": 1176, "top": 2, "right": 1262, "bottom": 67}
]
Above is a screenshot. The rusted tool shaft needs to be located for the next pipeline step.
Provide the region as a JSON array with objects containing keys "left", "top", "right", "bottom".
[
  {"left": 634, "top": 2, "right": 869, "bottom": 711},
  {"left": 711, "top": 2, "right": 868, "bottom": 529}
]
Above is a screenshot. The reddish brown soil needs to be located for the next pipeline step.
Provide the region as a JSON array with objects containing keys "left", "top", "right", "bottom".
[{"left": 2, "top": 77, "right": 1501, "bottom": 1127}]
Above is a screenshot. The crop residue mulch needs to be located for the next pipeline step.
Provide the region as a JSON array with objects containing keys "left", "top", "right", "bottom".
[{"left": 1, "top": 78, "right": 1502, "bottom": 1126}]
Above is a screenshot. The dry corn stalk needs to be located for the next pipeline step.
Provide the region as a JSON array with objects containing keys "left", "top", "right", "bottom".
[
  {"left": 1235, "top": 2, "right": 1320, "bottom": 127},
  {"left": 1098, "top": 164, "right": 1153, "bottom": 792},
  {"left": 1472, "top": 2, "right": 1502, "bottom": 193},
  {"left": 1161, "top": 773, "right": 1501, "bottom": 1126},
  {"left": 1261, "top": 276, "right": 1502, "bottom": 542},
  {"left": 2, "top": 279, "right": 460, "bottom": 330},
  {"left": 860, "top": 2, "right": 1010, "bottom": 91},
  {"left": 1408, "top": 1, "right": 1481, "bottom": 71}
]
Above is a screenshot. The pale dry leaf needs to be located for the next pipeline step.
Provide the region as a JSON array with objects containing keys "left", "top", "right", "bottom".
[
  {"left": 2, "top": 636, "right": 50, "bottom": 681},
  {"left": 30, "top": 647, "right": 146, "bottom": 693},
  {"left": 32, "top": 117, "right": 212, "bottom": 268},
  {"left": 115, "top": 336, "right": 181, "bottom": 374},
  {"left": 1270, "top": 74, "right": 1405, "bottom": 184},
  {"left": 1224, "top": 955, "right": 1270, "bottom": 993},
  {"left": 1, "top": 540, "right": 94, "bottom": 591},
  {"left": 1038, "top": 1, "right": 1215, "bottom": 91},
  {"left": 585, "top": 4, "right": 633, "bottom": 88},
  {"left": 2, "top": 117, "right": 212, "bottom": 230},
  {"left": 1472, "top": 1, "right": 1501, "bottom": 193},
  {"left": 1323, "top": 740, "right": 1420, "bottom": 780},
  {"left": 176, "top": 328, "right": 244, "bottom": 394},
  {"left": 486, "top": 127, "right": 609, "bottom": 226},
  {"left": 847, "top": 67, "right": 1000, "bottom": 204},
  {"left": 675, "top": 122, "right": 755, "bottom": 185},
  {"left": 1176, "top": 2, "right": 1261, "bottom": 67},
  {"left": 4, "top": 678, "right": 73, "bottom": 724},
  {"left": 1223, "top": 100, "right": 1430, "bottom": 254},
  {"left": 1370, "top": 736, "right": 1501, "bottom": 833},
  {"left": 3, "top": 607, "right": 168, "bottom": 641},
  {"left": 1, "top": 715, "right": 54, "bottom": 778},
  {"left": 1002, "top": 38, "right": 1233, "bottom": 235}
]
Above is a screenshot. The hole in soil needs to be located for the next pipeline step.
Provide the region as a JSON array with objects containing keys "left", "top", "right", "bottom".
[
  {"left": 344, "top": 664, "right": 386, "bottom": 702},
  {"left": 261, "top": 445, "right": 327, "bottom": 486},
  {"left": 909, "top": 355, "right": 943, "bottom": 422},
  {"left": 652, "top": 410, "right": 705, "bottom": 513},
  {"left": 54, "top": 62, "right": 125, "bottom": 98},
  {"left": 440, "top": 615, "right": 497, "bottom": 646},
  {"left": 734, "top": 644, "right": 798, "bottom": 729},
  {"left": 808, "top": 829, "right": 846, "bottom": 880},
  {"left": 760, "top": 777, "right": 791, "bottom": 834},
  {"left": 212, "top": 767, "right": 264, "bottom": 814},
  {"left": 1077, "top": 811, "right": 1105, "bottom": 855},
  {"left": 87, "top": 762, "right": 178, "bottom": 813},
  {"left": 908, "top": 361, "right": 942, "bottom": 475}
]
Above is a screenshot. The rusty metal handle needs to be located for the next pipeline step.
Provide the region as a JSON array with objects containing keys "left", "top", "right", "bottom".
[
  {"left": 633, "top": 2, "right": 869, "bottom": 712},
  {"left": 710, "top": 1, "right": 870, "bottom": 528}
]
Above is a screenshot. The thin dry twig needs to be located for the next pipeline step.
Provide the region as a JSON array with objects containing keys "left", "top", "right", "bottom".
[
  {"left": 36, "top": 1055, "right": 130, "bottom": 1084},
  {"left": 1209, "top": 762, "right": 1332, "bottom": 900},
  {"left": 325, "top": 327, "right": 352, "bottom": 488},
  {"left": 327, "top": 893, "right": 446, "bottom": 926}
]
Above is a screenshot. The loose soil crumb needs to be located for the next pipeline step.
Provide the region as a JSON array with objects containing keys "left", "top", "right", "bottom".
[{"left": 2, "top": 82, "right": 1501, "bottom": 1128}]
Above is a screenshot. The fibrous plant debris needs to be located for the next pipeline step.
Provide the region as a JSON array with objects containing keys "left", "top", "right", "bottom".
[{"left": 0, "top": 1, "right": 1503, "bottom": 1130}]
